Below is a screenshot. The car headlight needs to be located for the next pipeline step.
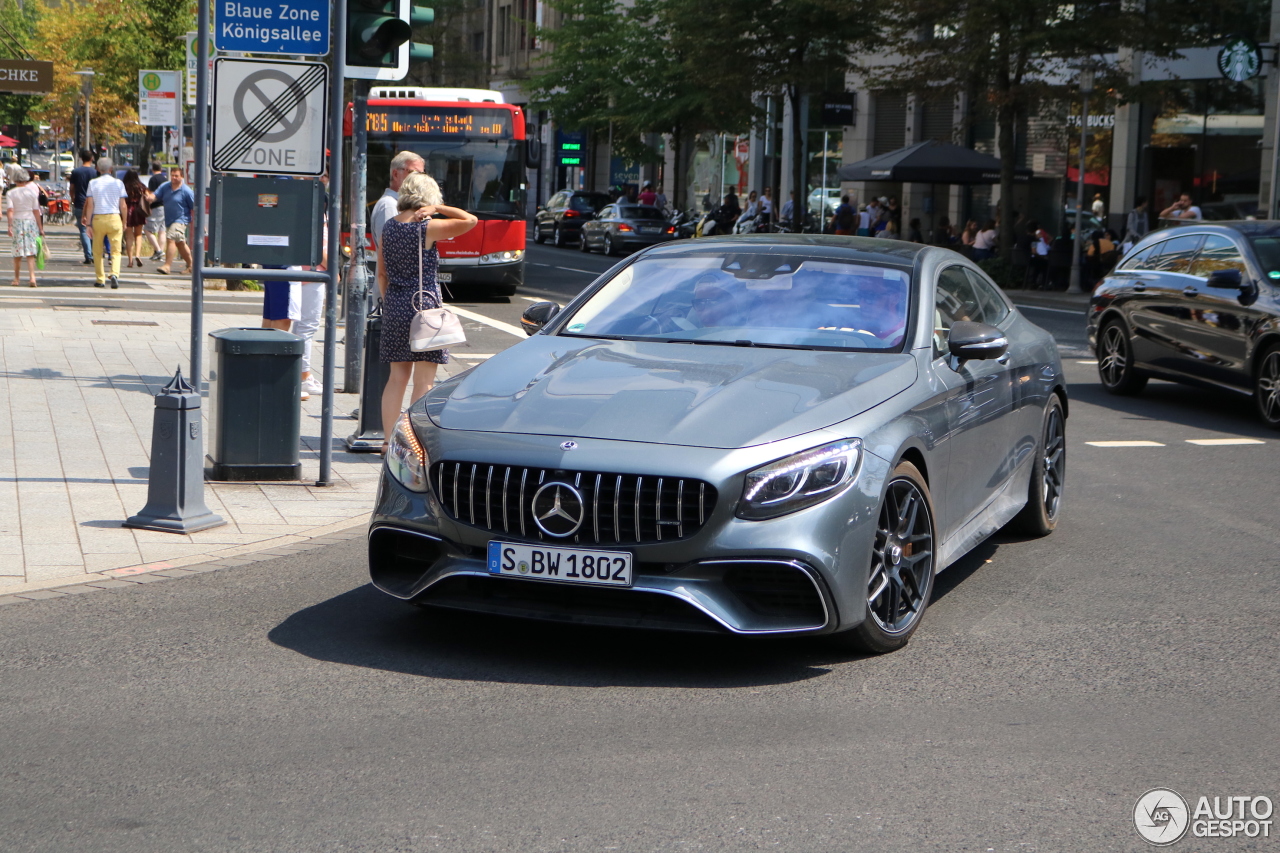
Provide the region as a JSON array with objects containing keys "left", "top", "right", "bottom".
[
  {"left": 737, "top": 439, "right": 861, "bottom": 520},
  {"left": 479, "top": 250, "right": 524, "bottom": 264},
  {"left": 386, "top": 413, "right": 429, "bottom": 492}
]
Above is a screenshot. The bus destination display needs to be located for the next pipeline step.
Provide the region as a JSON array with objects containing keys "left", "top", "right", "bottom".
[{"left": 366, "top": 107, "right": 512, "bottom": 138}]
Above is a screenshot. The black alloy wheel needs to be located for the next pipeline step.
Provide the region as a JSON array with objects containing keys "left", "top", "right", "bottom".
[
  {"left": 1009, "top": 395, "right": 1066, "bottom": 535},
  {"left": 553, "top": 225, "right": 566, "bottom": 248},
  {"left": 1255, "top": 345, "right": 1280, "bottom": 429},
  {"left": 1097, "top": 320, "right": 1148, "bottom": 396},
  {"left": 834, "top": 461, "right": 935, "bottom": 654}
]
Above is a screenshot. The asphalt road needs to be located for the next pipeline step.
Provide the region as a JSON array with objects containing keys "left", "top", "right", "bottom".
[{"left": 3, "top": 245, "right": 1278, "bottom": 851}]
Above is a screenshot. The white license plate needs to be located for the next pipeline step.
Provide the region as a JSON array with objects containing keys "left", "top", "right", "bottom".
[
  {"left": 640, "top": 226, "right": 662, "bottom": 234},
  {"left": 487, "top": 541, "right": 632, "bottom": 587},
  {"left": 437, "top": 272, "right": 453, "bottom": 283}
]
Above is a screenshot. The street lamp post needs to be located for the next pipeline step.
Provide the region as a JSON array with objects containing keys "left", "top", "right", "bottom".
[
  {"left": 73, "top": 69, "right": 95, "bottom": 153},
  {"left": 1067, "top": 64, "right": 1095, "bottom": 295}
]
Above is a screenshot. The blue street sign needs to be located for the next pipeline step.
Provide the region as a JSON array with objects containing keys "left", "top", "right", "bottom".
[{"left": 216, "top": 0, "right": 331, "bottom": 56}]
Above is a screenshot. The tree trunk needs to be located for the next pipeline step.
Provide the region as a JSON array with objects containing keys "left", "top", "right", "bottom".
[{"left": 997, "top": 102, "right": 1016, "bottom": 262}]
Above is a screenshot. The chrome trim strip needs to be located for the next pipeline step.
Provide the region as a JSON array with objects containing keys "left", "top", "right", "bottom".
[
  {"left": 484, "top": 465, "right": 493, "bottom": 529},
  {"left": 634, "top": 476, "right": 642, "bottom": 542},
  {"left": 501, "top": 467, "right": 510, "bottom": 532},
  {"left": 468, "top": 463, "right": 477, "bottom": 524},
  {"left": 697, "top": 558, "right": 833, "bottom": 632},
  {"left": 592, "top": 473, "right": 601, "bottom": 544},
  {"left": 655, "top": 478, "right": 664, "bottom": 542},
  {"left": 452, "top": 462, "right": 460, "bottom": 518},
  {"left": 699, "top": 483, "right": 705, "bottom": 525},
  {"left": 518, "top": 468, "right": 528, "bottom": 537},
  {"left": 613, "top": 475, "right": 621, "bottom": 542},
  {"left": 677, "top": 480, "right": 684, "bottom": 538}
]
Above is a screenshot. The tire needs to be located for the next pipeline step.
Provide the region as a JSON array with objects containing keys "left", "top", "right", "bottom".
[
  {"left": 1096, "top": 319, "right": 1148, "bottom": 395},
  {"left": 1008, "top": 395, "right": 1065, "bottom": 536},
  {"left": 553, "top": 225, "right": 566, "bottom": 248},
  {"left": 579, "top": 231, "right": 592, "bottom": 252},
  {"left": 830, "top": 461, "right": 936, "bottom": 655},
  {"left": 1254, "top": 344, "right": 1280, "bottom": 429},
  {"left": 533, "top": 225, "right": 545, "bottom": 244},
  {"left": 603, "top": 234, "right": 615, "bottom": 256}
]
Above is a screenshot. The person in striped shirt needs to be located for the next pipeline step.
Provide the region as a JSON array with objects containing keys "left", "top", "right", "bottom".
[{"left": 81, "top": 157, "right": 127, "bottom": 288}]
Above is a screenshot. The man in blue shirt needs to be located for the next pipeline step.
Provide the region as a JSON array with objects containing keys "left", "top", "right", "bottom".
[
  {"left": 68, "top": 150, "right": 97, "bottom": 263},
  {"left": 153, "top": 167, "right": 195, "bottom": 275}
]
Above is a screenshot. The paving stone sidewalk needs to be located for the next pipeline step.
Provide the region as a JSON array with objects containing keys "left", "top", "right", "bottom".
[{"left": 0, "top": 226, "right": 418, "bottom": 596}]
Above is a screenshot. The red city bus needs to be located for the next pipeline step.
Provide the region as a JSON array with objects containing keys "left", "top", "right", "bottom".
[{"left": 346, "top": 87, "right": 531, "bottom": 296}]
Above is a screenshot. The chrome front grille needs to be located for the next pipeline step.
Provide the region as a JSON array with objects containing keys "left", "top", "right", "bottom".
[{"left": 431, "top": 462, "right": 717, "bottom": 545}]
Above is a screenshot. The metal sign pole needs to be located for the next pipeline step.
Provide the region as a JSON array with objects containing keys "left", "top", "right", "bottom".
[
  {"left": 317, "top": 0, "right": 347, "bottom": 486},
  {"left": 192, "top": 1, "right": 209, "bottom": 392},
  {"left": 344, "top": 81, "right": 370, "bottom": 395}
]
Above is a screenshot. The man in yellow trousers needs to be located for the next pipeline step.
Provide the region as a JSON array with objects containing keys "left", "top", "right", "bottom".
[{"left": 81, "top": 157, "right": 126, "bottom": 289}]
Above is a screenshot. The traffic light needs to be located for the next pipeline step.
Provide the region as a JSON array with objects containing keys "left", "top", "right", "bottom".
[{"left": 345, "top": 0, "right": 434, "bottom": 81}]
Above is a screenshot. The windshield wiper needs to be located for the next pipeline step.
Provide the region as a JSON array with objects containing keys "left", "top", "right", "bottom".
[{"left": 662, "top": 338, "right": 811, "bottom": 350}]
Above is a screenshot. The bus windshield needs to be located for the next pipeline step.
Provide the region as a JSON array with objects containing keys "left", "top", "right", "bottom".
[{"left": 365, "top": 105, "right": 525, "bottom": 219}]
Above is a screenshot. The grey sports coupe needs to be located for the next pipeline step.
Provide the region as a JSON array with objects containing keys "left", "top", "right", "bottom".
[{"left": 370, "top": 236, "right": 1067, "bottom": 652}]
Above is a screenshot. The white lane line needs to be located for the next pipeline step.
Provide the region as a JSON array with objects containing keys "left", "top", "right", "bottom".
[
  {"left": 518, "top": 295, "right": 543, "bottom": 303},
  {"left": 532, "top": 262, "right": 552, "bottom": 267},
  {"left": 1186, "top": 438, "right": 1265, "bottom": 446},
  {"left": 1015, "top": 303, "right": 1084, "bottom": 315},
  {"left": 1085, "top": 440, "right": 1166, "bottom": 447},
  {"left": 555, "top": 266, "right": 599, "bottom": 275},
  {"left": 1076, "top": 360, "right": 1098, "bottom": 365},
  {"left": 448, "top": 305, "right": 526, "bottom": 339}
]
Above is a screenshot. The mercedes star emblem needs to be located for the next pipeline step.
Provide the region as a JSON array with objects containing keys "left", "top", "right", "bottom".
[{"left": 531, "top": 482, "right": 585, "bottom": 537}]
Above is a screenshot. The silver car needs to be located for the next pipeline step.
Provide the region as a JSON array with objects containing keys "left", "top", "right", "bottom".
[{"left": 370, "top": 236, "right": 1067, "bottom": 653}]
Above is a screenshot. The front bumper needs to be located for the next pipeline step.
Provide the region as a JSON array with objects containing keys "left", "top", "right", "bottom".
[
  {"left": 367, "top": 427, "right": 893, "bottom": 636},
  {"left": 438, "top": 257, "right": 524, "bottom": 291}
]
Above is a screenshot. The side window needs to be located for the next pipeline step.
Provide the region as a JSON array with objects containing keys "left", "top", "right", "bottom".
[
  {"left": 934, "top": 266, "right": 985, "bottom": 355},
  {"left": 599, "top": 205, "right": 616, "bottom": 218},
  {"left": 1119, "top": 243, "right": 1157, "bottom": 271},
  {"left": 548, "top": 192, "right": 566, "bottom": 210},
  {"left": 1149, "top": 234, "right": 1204, "bottom": 275},
  {"left": 1190, "top": 234, "right": 1248, "bottom": 278},
  {"left": 963, "top": 269, "right": 1010, "bottom": 325}
]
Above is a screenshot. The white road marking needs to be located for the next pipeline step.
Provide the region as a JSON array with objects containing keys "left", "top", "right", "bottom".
[
  {"left": 518, "top": 295, "right": 543, "bottom": 303},
  {"left": 1085, "top": 440, "right": 1166, "bottom": 447},
  {"left": 448, "top": 305, "right": 526, "bottom": 339},
  {"left": 531, "top": 262, "right": 551, "bottom": 267},
  {"left": 1185, "top": 438, "right": 1265, "bottom": 446},
  {"left": 1014, "top": 304, "right": 1084, "bottom": 315},
  {"left": 555, "top": 266, "right": 598, "bottom": 275},
  {"left": 1076, "top": 360, "right": 1098, "bottom": 365}
]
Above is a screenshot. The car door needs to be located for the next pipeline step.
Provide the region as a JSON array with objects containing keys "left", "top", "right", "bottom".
[
  {"left": 538, "top": 192, "right": 564, "bottom": 236},
  {"left": 1177, "top": 234, "right": 1260, "bottom": 389},
  {"left": 1126, "top": 233, "right": 1204, "bottom": 372},
  {"left": 931, "top": 265, "right": 1018, "bottom": 540}
]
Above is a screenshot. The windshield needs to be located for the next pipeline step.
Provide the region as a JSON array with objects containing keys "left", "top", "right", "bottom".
[
  {"left": 560, "top": 252, "right": 912, "bottom": 351},
  {"left": 366, "top": 106, "right": 525, "bottom": 218},
  {"left": 1249, "top": 237, "right": 1280, "bottom": 278}
]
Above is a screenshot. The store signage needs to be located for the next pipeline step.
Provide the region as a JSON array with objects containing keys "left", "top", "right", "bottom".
[
  {"left": 1218, "top": 36, "right": 1262, "bottom": 83},
  {"left": 0, "top": 60, "right": 53, "bottom": 95},
  {"left": 1066, "top": 113, "right": 1115, "bottom": 129}
]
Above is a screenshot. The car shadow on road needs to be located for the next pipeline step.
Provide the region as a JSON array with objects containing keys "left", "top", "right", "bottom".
[
  {"left": 268, "top": 583, "right": 852, "bottom": 688},
  {"left": 1069, "top": 377, "right": 1272, "bottom": 437}
]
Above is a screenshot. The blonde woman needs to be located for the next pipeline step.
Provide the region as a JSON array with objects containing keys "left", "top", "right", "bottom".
[
  {"left": 376, "top": 171, "right": 477, "bottom": 450},
  {"left": 5, "top": 167, "right": 43, "bottom": 287}
]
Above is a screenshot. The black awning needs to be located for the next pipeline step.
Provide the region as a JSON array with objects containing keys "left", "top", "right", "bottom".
[{"left": 837, "top": 140, "right": 1032, "bottom": 184}]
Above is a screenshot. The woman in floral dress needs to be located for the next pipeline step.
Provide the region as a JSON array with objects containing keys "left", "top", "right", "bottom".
[
  {"left": 5, "top": 168, "right": 43, "bottom": 287},
  {"left": 377, "top": 171, "right": 477, "bottom": 449}
]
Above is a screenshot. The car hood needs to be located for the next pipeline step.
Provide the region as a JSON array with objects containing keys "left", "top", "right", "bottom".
[{"left": 426, "top": 337, "right": 917, "bottom": 449}]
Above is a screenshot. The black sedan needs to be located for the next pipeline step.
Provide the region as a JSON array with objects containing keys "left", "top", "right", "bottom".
[
  {"left": 1087, "top": 221, "right": 1280, "bottom": 426},
  {"left": 533, "top": 190, "right": 613, "bottom": 248},
  {"left": 579, "top": 204, "right": 676, "bottom": 255}
]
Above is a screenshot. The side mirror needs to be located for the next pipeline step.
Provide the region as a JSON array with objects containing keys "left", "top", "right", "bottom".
[
  {"left": 947, "top": 321, "right": 1009, "bottom": 365},
  {"left": 520, "top": 301, "right": 561, "bottom": 336},
  {"left": 1206, "top": 268, "right": 1244, "bottom": 289},
  {"left": 525, "top": 136, "right": 542, "bottom": 170},
  {"left": 536, "top": 204, "right": 545, "bottom": 212}
]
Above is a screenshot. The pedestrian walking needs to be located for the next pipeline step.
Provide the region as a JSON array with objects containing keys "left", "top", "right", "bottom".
[
  {"left": 376, "top": 172, "right": 478, "bottom": 452},
  {"left": 1091, "top": 193, "right": 1106, "bottom": 221},
  {"left": 295, "top": 173, "right": 330, "bottom": 400},
  {"left": 81, "top": 157, "right": 126, "bottom": 289},
  {"left": 68, "top": 149, "right": 95, "bottom": 264},
  {"left": 143, "top": 162, "right": 167, "bottom": 260},
  {"left": 370, "top": 150, "right": 425, "bottom": 248},
  {"left": 6, "top": 167, "right": 43, "bottom": 287},
  {"left": 153, "top": 167, "right": 195, "bottom": 275},
  {"left": 653, "top": 184, "right": 669, "bottom": 212},
  {"left": 122, "top": 170, "right": 153, "bottom": 269},
  {"left": 638, "top": 181, "right": 657, "bottom": 206},
  {"left": 832, "top": 195, "right": 856, "bottom": 235},
  {"left": 1123, "top": 196, "right": 1150, "bottom": 252}
]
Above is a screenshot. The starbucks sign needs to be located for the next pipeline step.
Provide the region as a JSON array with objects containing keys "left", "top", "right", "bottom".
[{"left": 1218, "top": 36, "right": 1262, "bottom": 83}]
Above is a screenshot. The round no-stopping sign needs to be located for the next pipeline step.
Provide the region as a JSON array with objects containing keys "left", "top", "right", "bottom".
[{"left": 232, "top": 69, "right": 308, "bottom": 144}]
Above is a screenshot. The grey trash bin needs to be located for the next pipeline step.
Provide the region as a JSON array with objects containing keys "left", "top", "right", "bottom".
[{"left": 207, "top": 328, "right": 304, "bottom": 481}]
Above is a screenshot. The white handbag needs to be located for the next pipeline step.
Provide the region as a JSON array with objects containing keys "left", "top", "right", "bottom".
[{"left": 409, "top": 221, "right": 466, "bottom": 352}]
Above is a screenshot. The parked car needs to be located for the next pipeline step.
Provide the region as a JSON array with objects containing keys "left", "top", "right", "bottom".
[
  {"left": 533, "top": 190, "right": 613, "bottom": 248},
  {"left": 808, "top": 187, "right": 841, "bottom": 218},
  {"left": 1087, "top": 221, "right": 1280, "bottom": 427},
  {"left": 369, "top": 235, "right": 1067, "bottom": 653},
  {"left": 579, "top": 204, "right": 676, "bottom": 255}
]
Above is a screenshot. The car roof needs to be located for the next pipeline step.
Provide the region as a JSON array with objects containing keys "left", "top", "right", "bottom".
[
  {"left": 1141, "top": 221, "right": 1280, "bottom": 241},
  {"left": 639, "top": 234, "right": 927, "bottom": 267}
]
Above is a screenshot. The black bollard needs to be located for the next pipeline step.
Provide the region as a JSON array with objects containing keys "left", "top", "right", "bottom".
[
  {"left": 125, "top": 368, "right": 226, "bottom": 534},
  {"left": 345, "top": 304, "right": 392, "bottom": 452}
]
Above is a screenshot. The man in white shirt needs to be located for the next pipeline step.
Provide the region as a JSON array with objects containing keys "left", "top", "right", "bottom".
[
  {"left": 370, "top": 150, "right": 424, "bottom": 248},
  {"left": 81, "top": 157, "right": 127, "bottom": 289},
  {"left": 1159, "top": 193, "right": 1202, "bottom": 222}
]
